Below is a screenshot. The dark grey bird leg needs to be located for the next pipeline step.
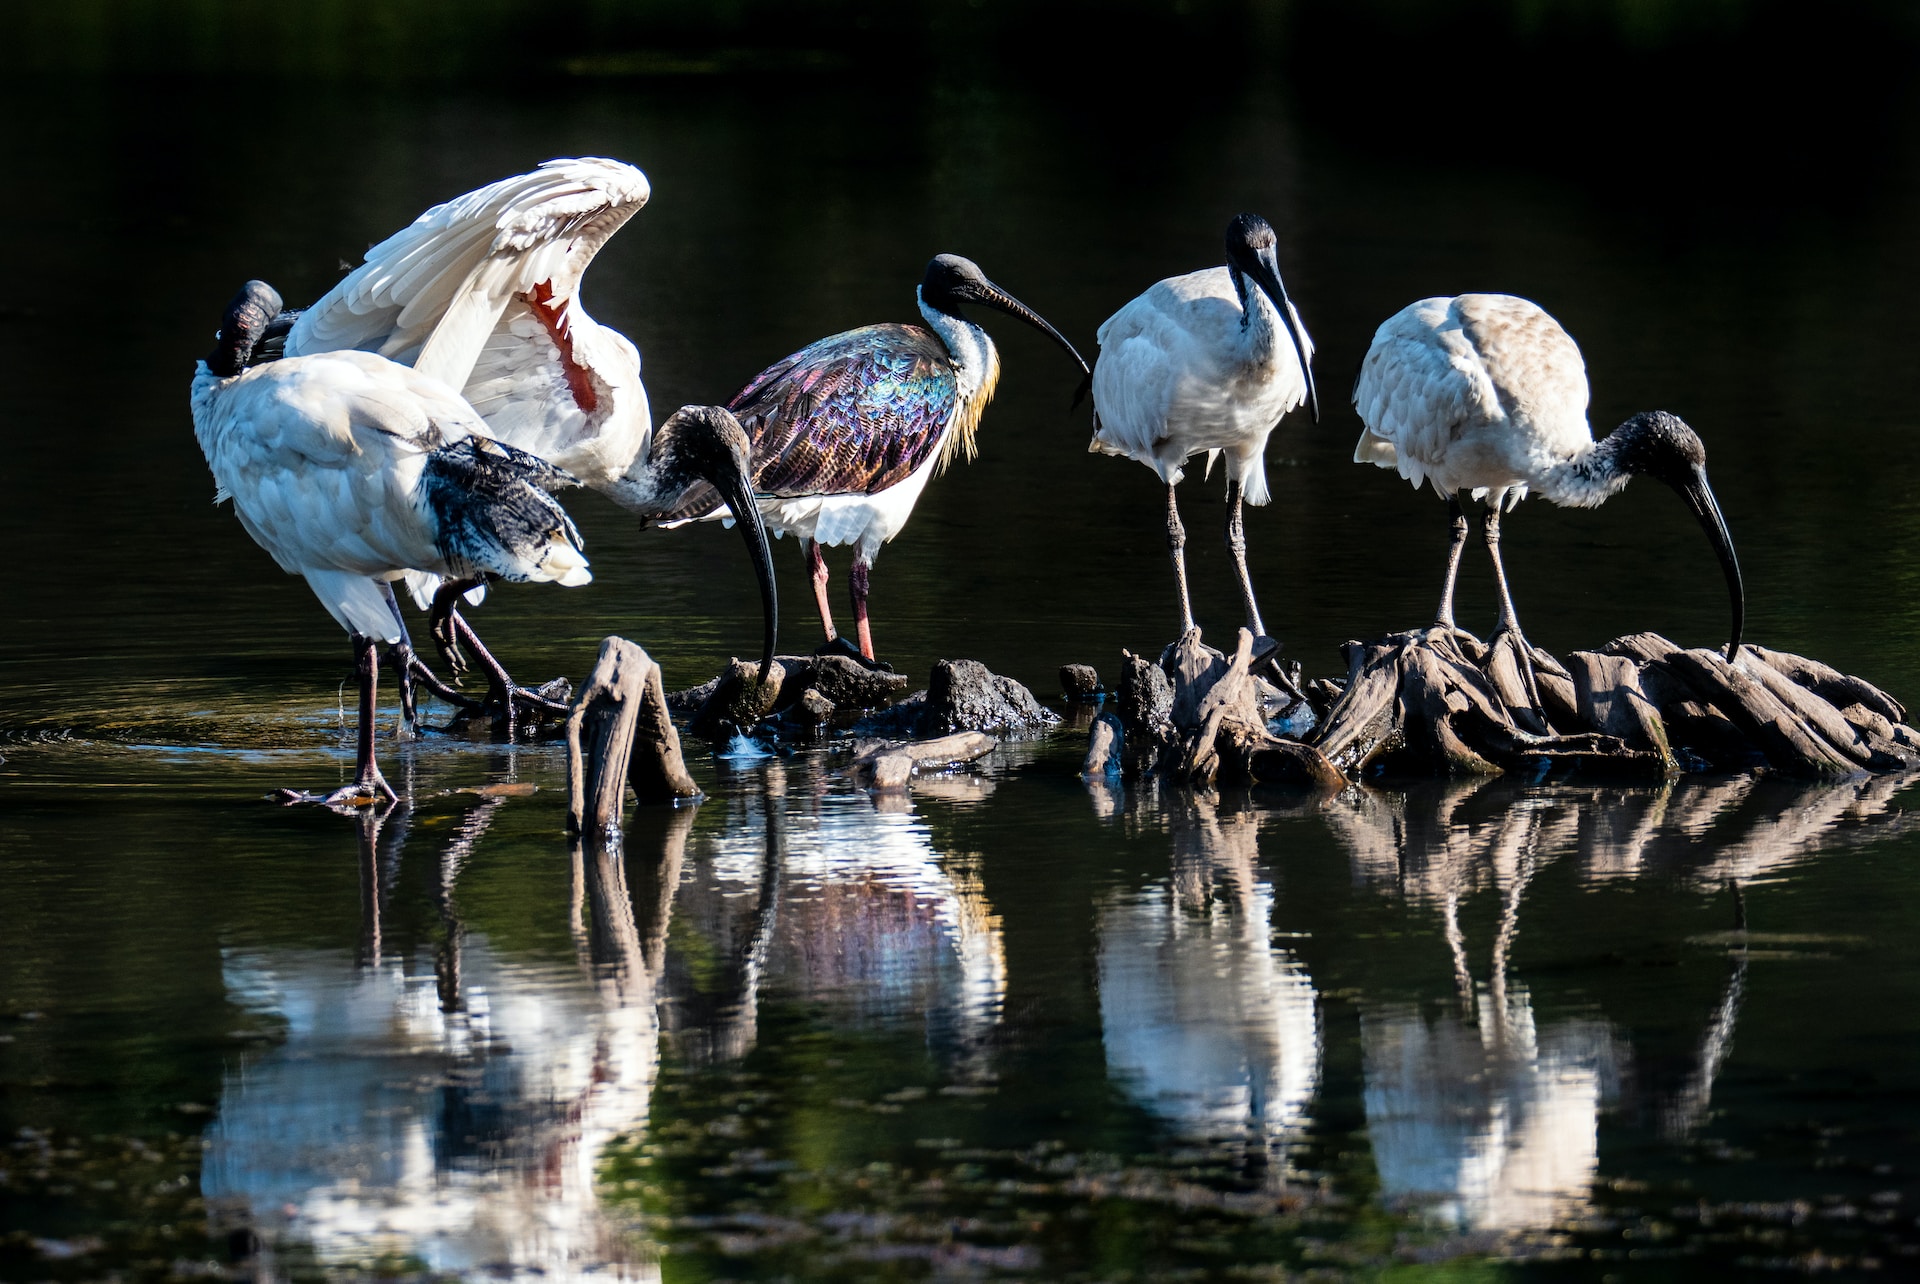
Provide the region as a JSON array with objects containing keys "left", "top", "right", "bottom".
[
  {"left": 1435, "top": 495, "right": 1469, "bottom": 633},
  {"left": 1167, "top": 482, "right": 1196, "bottom": 635},
  {"left": 1224, "top": 479, "right": 1267, "bottom": 639},
  {"left": 807, "top": 540, "right": 838, "bottom": 643},
  {"left": 426, "top": 576, "right": 566, "bottom": 731},
  {"left": 1225, "top": 479, "right": 1305, "bottom": 702},
  {"left": 384, "top": 581, "right": 481, "bottom": 724},
  {"left": 428, "top": 578, "right": 483, "bottom": 679},
  {"left": 321, "top": 633, "right": 398, "bottom": 807},
  {"left": 1483, "top": 503, "right": 1543, "bottom": 710},
  {"left": 447, "top": 610, "right": 572, "bottom": 732}
]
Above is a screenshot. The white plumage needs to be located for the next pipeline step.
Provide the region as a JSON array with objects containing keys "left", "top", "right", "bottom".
[
  {"left": 1350, "top": 292, "right": 1746, "bottom": 662},
  {"left": 1092, "top": 264, "right": 1314, "bottom": 506},
  {"left": 192, "top": 348, "right": 590, "bottom": 639},
  {"left": 282, "top": 157, "right": 781, "bottom": 677},
  {"left": 288, "top": 157, "right": 653, "bottom": 491},
  {"left": 1089, "top": 213, "right": 1317, "bottom": 639},
  {"left": 1353, "top": 294, "right": 1599, "bottom": 511},
  {"left": 192, "top": 279, "right": 591, "bottom": 802}
]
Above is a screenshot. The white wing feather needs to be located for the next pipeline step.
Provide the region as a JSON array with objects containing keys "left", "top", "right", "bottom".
[{"left": 286, "top": 157, "right": 652, "bottom": 486}]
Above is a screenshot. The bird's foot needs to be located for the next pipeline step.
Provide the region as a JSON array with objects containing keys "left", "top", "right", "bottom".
[
  {"left": 814, "top": 636, "right": 895, "bottom": 674},
  {"left": 273, "top": 771, "right": 399, "bottom": 812},
  {"left": 458, "top": 676, "right": 573, "bottom": 737},
  {"left": 430, "top": 611, "right": 471, "bottom": 681}
]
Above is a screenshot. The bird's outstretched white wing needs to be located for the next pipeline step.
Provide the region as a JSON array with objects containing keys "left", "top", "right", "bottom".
[{"left": 286, "top": 157, "right": 651, "bottom": 484}]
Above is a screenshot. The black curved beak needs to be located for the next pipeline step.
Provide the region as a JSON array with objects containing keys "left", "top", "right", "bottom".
[
  {"left": 976, "top": 280, "right": 1091, "bottom": 379},
  {"left": 1245, "top": 249, "right": 1319, "bottom": 423},
  {"left": 711, "top": 462, "right": 780, "bottom": 680},
  {"left": 1676, "top": 463, "right": 1744, "bottom": 660}
]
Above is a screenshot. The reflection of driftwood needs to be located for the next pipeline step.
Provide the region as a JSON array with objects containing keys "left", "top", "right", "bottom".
[
  {"left": 567, "top": 638, "right": 701, "bottom": 839},
  {"left": 851, "top": 731, "right": 998, "bottom": 790},
  {"left": 1311, "top": 629, "right": 1920, "bottom": 780},
  {"left": 1104, "top": 628, "right": 1344, "bottom": 790}
]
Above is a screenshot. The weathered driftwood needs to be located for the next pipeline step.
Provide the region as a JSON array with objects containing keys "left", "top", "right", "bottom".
[
  {"left": 1082, "top": 710, "right": 1123, "bottom": 778},
  {"left": 567, "top": 638, "right": 702, "bottom": 838},
  {"left": 1309, "top": 627, "right": 1919, "bottom": 781},
  {"left": 850, "top": 731, "right": 998, "bottom": 790},
  {"left": 1109, "top": 628, "right": 1344, "bottom": 791}
]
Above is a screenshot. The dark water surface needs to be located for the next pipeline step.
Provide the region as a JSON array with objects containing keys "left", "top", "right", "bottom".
[{"left": 5, "top": 73, "right": 1920, "bottom": 1280}]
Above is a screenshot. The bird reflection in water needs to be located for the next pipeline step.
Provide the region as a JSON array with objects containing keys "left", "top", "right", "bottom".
[
  {"left": 661, "top": 759, "right": 1006, "bottom": 1074},
  {"left": 1092, "top": 788, "right": 1321, "bottom": 1179},
  {"left": 1325, "top": 772, "right": 1918, "bottom": 1233},
  {"left": 201, "top": 789, "right": 676, "bottom": 1281}
]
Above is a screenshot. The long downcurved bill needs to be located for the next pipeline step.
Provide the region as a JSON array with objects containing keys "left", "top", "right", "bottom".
[
  {"left": 1678, "top": 464, "right": 1745, "bottom": 660},
  {"left": 714, "top": 468, "right": 779, "bottom": 679},
  {"left": 978, "top": 284, "right": 1090, "bottom": 378},
  {"left": 1244, "top": 252, "right": 1319, "bottom": 422}
]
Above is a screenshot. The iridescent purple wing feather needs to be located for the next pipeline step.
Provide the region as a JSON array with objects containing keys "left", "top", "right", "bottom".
[{"left": 658, "top": 324, "right": 957, "bottom": 522}]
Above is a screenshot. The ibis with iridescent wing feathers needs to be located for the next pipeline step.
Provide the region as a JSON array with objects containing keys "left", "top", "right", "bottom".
[
  {"left": 277, "top": 158, "right": 779, "bottom": 713},
  {"left": 1351, "top": 293, "right": 1744, "bottom": 676},
  {"left": 192, "top": 281, "right": 593, "bottom": 805},
  {"left": 666, "top": 253, "right": 1089, "bottom": 661},
  {"left": 1089, "top": 213, "right": 1319, "bottom": 646}
]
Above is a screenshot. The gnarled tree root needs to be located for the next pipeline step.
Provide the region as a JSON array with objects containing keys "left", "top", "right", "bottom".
[
  {"left": 1309, "top": 629, "right": 1919, "bottom": 781},
  {"left": 1100, "top": 627, "right": 1345, "bottom": 791}
]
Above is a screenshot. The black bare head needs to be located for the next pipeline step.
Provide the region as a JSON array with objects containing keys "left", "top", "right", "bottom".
[
  {"left": 655, "top": 405, "right": 780, "bottom": 679},
  {"left": 1611, "top": 410, "right": 1745, "bottom": 660},
  {"left": 1221, "top": 213, "right": 1319, "bottom": 422},
  {"left": 206, "top": 280, "right": 283, "bottom": 377},
  {"left": 919, "top": 253, "right": 1089, "bottom": 378}
]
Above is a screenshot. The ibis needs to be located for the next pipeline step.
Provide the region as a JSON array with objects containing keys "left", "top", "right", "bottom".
[
  {"left": 274, "top": 158, "right": 778, "bottom": 709},
  {"left": 1352, "top": 293, "right": 1744, "bottom": 676},
  {"left": 664, "top": 253, "right": 1088, "bottom": 661},
  {"left": 1089, "top": 212, "right": 1318, "bottom": 643},
  {"left": 191, "top": 281, "right": 592, "bottom": 805}
]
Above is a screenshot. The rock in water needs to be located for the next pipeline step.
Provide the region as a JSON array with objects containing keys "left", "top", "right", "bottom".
[
  {"left": 924, "top": 660, "right": 1057, "bottom": 736},
  {"left": 1060, "top": 664, "right": 1104, "bottom": 702},
  {"left": 858, "top": 660, "right": 1060, "bottom": 738}
]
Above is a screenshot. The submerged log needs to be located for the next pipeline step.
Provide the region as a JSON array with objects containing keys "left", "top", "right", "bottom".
[
  {"left": 851, "top": 731, "right": 998, "bottom": 791},
  {"left": 687, "top": 658, "right": 788, "bottom": 740},
  {"left": 567, "top": 638, "right": 702, "bottom": 839}
]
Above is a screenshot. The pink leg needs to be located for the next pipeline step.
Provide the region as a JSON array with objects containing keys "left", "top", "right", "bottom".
[
  {"left": 806, "top": 539, "right": 837, "bottom": 642},
  {"left": 850, "top": 555, "right": 875, "bottom": 661}
]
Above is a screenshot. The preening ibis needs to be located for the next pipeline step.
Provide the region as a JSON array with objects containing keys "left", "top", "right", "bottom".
[
  {"left": 1089, "top": 213, "right": 1318, "bottom": 643},
  {"left": 191, "top": 281, "right": 592, "bottom": 805},
  {"left": 665, "top": 254, "right": 1088, "bottom": 662},
  {"left": 276, "top": 157, "right": 778, "bottom": 700},
  {"left": 1351, "top": 293, "right": 1744, "bottom": 674}
]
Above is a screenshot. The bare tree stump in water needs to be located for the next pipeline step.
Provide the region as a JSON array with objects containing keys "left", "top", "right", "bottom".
[
  {"left": 1108, "top": 628, "right": 1343, "bottom": 791},
  {"left": 567, "top": 637, "right": 702, "bottom": 838}
]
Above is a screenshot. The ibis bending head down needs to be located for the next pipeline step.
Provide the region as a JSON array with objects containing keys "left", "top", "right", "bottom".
[
  {"left": 1089, "top": 213, "right": 1318, "bottom": 643},
  {"left": 1352, "top": 293, "right": 1744, "bottom": 664},
  {"left": 667, "top": 252, "right": 1088, "bottom": 663},
  {"left": 192, "top": 281, "right": 592, "bottom": 805},
  {"left": 277, "top": 158, "right": 779, "bottom": 701}
]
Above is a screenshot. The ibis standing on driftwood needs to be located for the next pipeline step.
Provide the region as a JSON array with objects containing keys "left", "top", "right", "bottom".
[
  {"left": 1351, "top": 293, "right": 1745, "bottom": 677},
  {"left": 275, "top": 158, "right": 779, "bottom": 717},
  {"left": 663, "top": 254, "right": 1089, "bottom": 662},
  {"left": 1089, "top": 213, "right": 1319, "bottom": 645},
  {"left": 191, "top": 282, "right": 593, "bottom": 805}
]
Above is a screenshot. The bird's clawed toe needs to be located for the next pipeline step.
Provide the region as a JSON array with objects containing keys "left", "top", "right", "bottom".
[{"left": 814, "top": 636, "right": 895, "bottom": 673}]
